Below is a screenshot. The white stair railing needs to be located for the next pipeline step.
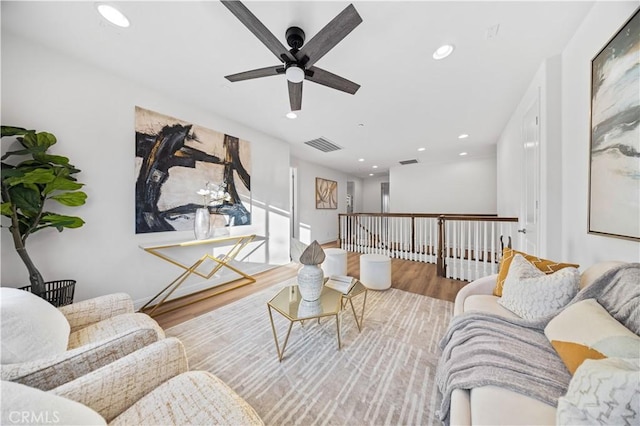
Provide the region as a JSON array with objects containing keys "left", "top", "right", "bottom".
[{"left": 338, "top": 213, "right": 519, "bottom": 282}]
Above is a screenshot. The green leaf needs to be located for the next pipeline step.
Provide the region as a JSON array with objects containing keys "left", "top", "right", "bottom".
[
  {"left": 0, "top": 202, "right": 12, "bottom": 216},
  {"left": 37, "top": 154, "right": 70, "bottom": 166},
  {"left": 40, "top": 213, "right": 85, "bottom": 230},
  {"left": 50, "top": 191, "right": 87, "bottom": 206},
  {"left": 1, "top": 146, "right": 48, "bottom": 161},
  {"left": 44, "top": 175, "right": 83, "bottom": 194},
  {"left": 1, "top": 126, "right": 31, "bottom": 138},
  {"left": 5, "top": 168, "right": 55, "bottom": 186},
  {"left": 8, "top": 186, "right": 41, "bottom": 212}
]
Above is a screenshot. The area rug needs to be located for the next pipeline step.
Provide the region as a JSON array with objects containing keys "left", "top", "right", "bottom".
[{"left": 166, "top": 278, "right": 453, "bottom": 426}]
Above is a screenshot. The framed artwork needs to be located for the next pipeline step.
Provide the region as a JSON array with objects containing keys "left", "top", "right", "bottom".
[
  {"left": 588, "top": 7, "right": 640, "bottom": 241},
  {"left": 135, "top": 106, "right": 251, "bottom": 234},
  {"left": 316, "top": 177, "right": 338, "bottom": 209}
]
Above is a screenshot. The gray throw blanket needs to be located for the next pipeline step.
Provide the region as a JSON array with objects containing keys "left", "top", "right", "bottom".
[{"left": 436, "top": 263, "right": 640, "bottom": 425}]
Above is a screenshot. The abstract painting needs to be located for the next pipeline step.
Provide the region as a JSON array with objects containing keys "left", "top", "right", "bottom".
[
  {"left": 316, "top": 177, "right": 337, "bottom": 209},
  {"left": 588, "top": 8, "right": 640, "bottom": 241},
  {"left": 135, "top": 107, "right": 251, "bottom": 234}
]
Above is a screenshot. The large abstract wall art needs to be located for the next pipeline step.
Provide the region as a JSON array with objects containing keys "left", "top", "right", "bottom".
[
  {"left": 588, "top": 8, "right": 640, "bottom": 241},
  {"left": 316, "top": 177, "right": 337, "bottom": 209},
  {"left": 135, "top": 107, "right": 251, "bottom": 234}
]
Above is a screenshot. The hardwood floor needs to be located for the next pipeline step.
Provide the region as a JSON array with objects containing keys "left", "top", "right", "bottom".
[{"left": 153, "top": 242, "right": 467, "bottom": 329}]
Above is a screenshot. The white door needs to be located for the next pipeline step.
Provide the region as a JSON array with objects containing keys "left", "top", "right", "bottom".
[{"left": 521, "top": 93, "right": 540, "bottom": 254}]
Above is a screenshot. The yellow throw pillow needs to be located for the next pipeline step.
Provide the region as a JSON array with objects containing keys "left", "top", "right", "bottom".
[
  {"left": 544, "top": 299, "right": 640, "bottom": 375},
  {"left": 493, "top": 248, "right": 579, "bottom": 296}
]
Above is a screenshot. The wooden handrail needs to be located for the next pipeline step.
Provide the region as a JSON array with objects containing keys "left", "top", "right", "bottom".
[{"left": 338, "top": 212, "right": 519, "bottom": 281}]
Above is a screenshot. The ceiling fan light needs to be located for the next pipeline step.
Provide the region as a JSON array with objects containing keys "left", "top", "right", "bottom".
[
  {"left": 96, "top": 3, "right": 130, "bottom": 28},
  {"left": 285, "top": 66, "right": 305, "bottom": 83},
  {"left": 433, "top": 44, "right": 454, "bottom": 60}
]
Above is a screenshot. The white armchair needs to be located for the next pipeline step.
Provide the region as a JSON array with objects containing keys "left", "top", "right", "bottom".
[
  {"left": 1, "top": 288, "right": 164, "bottom": 390},
  {"left": 1, "top": 338, "right": 264, "bottom": 425}
]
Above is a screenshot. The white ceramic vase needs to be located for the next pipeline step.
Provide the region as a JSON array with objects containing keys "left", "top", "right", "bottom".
[
  {"left": 194, "top": 207, "right": 211, "bottom": 240},
  {"left": 297, "top": 264, "right": 324, "bottom": 301}
]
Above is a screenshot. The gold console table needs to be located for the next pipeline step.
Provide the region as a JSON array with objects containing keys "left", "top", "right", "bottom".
[{"left": 139, "top": 234, "right": 260, "bottom": 316}]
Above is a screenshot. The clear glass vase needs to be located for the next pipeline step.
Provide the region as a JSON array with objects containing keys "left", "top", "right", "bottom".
[{"left": 194, "top": 207, "right": 211, "bottom": 240}]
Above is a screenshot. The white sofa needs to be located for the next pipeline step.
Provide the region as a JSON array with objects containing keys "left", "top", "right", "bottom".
[{"left": 448, "top": 261, "right": 626, "bottom": 426}]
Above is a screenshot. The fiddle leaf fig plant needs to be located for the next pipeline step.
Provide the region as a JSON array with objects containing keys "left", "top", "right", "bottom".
[{"left": 1, "top": 126, "right": 87, "bottom": 297}]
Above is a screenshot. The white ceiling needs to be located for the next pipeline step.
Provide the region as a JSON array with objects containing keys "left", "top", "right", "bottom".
[{"left": 2, "top": 1, "right": 594, "bottom": 178}]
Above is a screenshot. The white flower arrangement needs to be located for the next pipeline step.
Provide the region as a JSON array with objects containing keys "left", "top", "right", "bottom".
[{"left": 197, "top": 181, "right": 231, "bottom": 208}]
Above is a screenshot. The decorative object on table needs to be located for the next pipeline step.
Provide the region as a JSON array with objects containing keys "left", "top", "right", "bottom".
[
  {"left": 298, "top": 299, "right": 323, "bottom": 318},
  {"left": 194, "top": 181, "right": 232, "bottom": 240},
  {"left": 0, "top": 126, "right": 87, "bottom": 305},
  {"left": 588, "top": 8, "right": 640, "bottom": 241},
  {"left": 135, "top": 106, "right": 251, "bottom": 234},
  {"left": 297, "top": 240, "right": 326, "bottom": 301},
  {"left": 315, "top": 177, "right": 337, "bottom": 209},
  {"left": 325, "top": 275, "right": 357, "bottom": 295}
]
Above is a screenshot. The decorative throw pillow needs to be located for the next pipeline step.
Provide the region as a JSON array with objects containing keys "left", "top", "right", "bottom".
[
  {"left": 0, "top": 287, "right": 70, "bottom": 364},
  {"left": 556, "top": 358, "right": 640, "bottom": 425},
  {"left": 0, "top": 380, "right": 106, "bottom": 425},
  {"left": 497, "top": 254, "right": 579, "bottom": 320},
  {"left": 544, "top": 298, "right": 640, "bottom": 374},
  {"left": 493, "top": 248, "right": 579, "bottom": 296}
]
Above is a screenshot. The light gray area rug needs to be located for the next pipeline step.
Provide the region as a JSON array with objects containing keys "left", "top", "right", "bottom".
[{"left": 167, "top": 278, "right": 453, "bottom": 426}]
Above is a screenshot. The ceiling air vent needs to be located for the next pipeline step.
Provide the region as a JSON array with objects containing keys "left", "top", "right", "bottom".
[
  {"left": 304, "top": 137, "right": 343, "bottom": 153},
  {"left": 399, "top": 159, "right": 419, "bottom": 165}
]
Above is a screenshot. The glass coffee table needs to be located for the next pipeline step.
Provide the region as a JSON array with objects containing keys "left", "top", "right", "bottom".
[{"left": 267, "top": 281, "right": 368, "bottom": 362}]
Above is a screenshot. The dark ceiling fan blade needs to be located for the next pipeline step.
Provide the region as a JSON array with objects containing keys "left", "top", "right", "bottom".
[
  {"left": 288, "top": 81, "right": 303, "bottom": 111},
  {"left": 295, "top": 4, "right": 362, "bottom": 68},
  {"left": 220, "top": 1, "right": 295, "bottom": 63},
  {"left": 306, "top": 66, "right": 360, "bottom": 94},
  {"left": 225, "top": 65, "right": 284, "bottom": 82}
]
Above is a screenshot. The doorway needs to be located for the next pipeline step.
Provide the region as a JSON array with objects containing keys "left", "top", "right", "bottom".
[{"left": 521, "top": 92, "right": 540, "bottom": 254}]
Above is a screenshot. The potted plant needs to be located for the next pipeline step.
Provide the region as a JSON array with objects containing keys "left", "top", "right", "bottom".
[{"left": 1, "top": 126, "right": 87, "bottom": 301}]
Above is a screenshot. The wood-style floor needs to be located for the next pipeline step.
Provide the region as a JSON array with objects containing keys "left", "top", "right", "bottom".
[{"left": 153, "top": 242, "right": 467, "bottom": 329}]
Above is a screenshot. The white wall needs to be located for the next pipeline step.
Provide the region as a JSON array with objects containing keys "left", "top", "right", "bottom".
[
  {"left": 390, "top": 156, "right": 497, "bottom": 214},
  {"left": 361, "top": 175, "right": 388, "bottom": 213},
  {"left": 560, "top": 2, "right": 640, "bottom": 266},
  {"left": 290, "top": 157, "right": 361, "bottom": 244},
  {"left": 1, "top": 33, "right": 292, "bottom": 303}
]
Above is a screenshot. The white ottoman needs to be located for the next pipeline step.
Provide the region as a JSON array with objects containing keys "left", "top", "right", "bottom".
[
  {"left": 359, "top": 254, "right": 391, "bottom": 290},
  {"left": 321, "top": 248, "right": 348, "bottom": 277}
]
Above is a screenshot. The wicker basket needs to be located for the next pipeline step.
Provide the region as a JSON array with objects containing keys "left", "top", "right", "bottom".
[{"left": 19, "top": 280, "right": 76, "bottom": 307}]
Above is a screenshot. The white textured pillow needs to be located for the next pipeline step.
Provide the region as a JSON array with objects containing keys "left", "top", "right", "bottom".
[
  {"left": 557, "top": 358, "right": 640, "bottom": 425},
  {"left": 0, "top": 380, "right": 106, "bottom": 425},
  {"left": 498, "top": 254, "right": 579, "bottom": 320},
  {"left": 0, "top": 287, "right": 70, "bottom": 364}
]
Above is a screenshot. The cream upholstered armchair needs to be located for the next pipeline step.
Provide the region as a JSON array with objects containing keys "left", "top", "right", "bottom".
[
  {"left": 0, "top": 288, "right": 164, "bottom": 390},
  {"left": 1, "top": 338, "right": 263, "bottom": 425}
]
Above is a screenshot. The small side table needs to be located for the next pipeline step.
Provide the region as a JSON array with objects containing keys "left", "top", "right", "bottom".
[
  {"left": 341, "top": 280, "right": 368, "bottom": 332},
  {"left": 267, "top": 286, "right": 343, "bottom": 362}
]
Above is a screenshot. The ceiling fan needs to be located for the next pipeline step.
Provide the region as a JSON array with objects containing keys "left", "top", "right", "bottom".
[{"left": 220, "top": 1, "right": 362, "bottom": 111}]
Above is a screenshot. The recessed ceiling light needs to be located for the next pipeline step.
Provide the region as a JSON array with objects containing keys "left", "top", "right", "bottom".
[
  {"left": 459, "top": 152, "right": 468, "bottom": 156},
  {"left": 433, "top": 44, "right": 454, "bottom": 60},
  {"left": 358, "top": 158, "right": 365, "bottom": 162},
  {"left": 96, "top": 3, "right": 130, "bottom": 28},
  {"left": 417, "top": 147, "right": 426, "bottom": 152},
  {"left": 286, "top": 112, "right": 297, "bottom": 119},
  {"left": 372, "top": 165, "right": 378, "bottom": 169},
  {"left": 458, "top": 134, "right": 469, "bottom": 139},
  {"left": 369, "top": 173, "right": 374, "bottom": 176}
]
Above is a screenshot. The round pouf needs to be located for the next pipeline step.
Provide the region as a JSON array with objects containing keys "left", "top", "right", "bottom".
[
  {"left": 359, "top": 254, "right": 392, "bottom": 290},
  {"left": 321, "top": 248, "right": 348, "bottom": 277}
]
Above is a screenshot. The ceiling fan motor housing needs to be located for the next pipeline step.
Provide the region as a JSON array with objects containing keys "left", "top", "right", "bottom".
[{"left": 286, "top": 26, "right": 305, "bottom": 50}]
